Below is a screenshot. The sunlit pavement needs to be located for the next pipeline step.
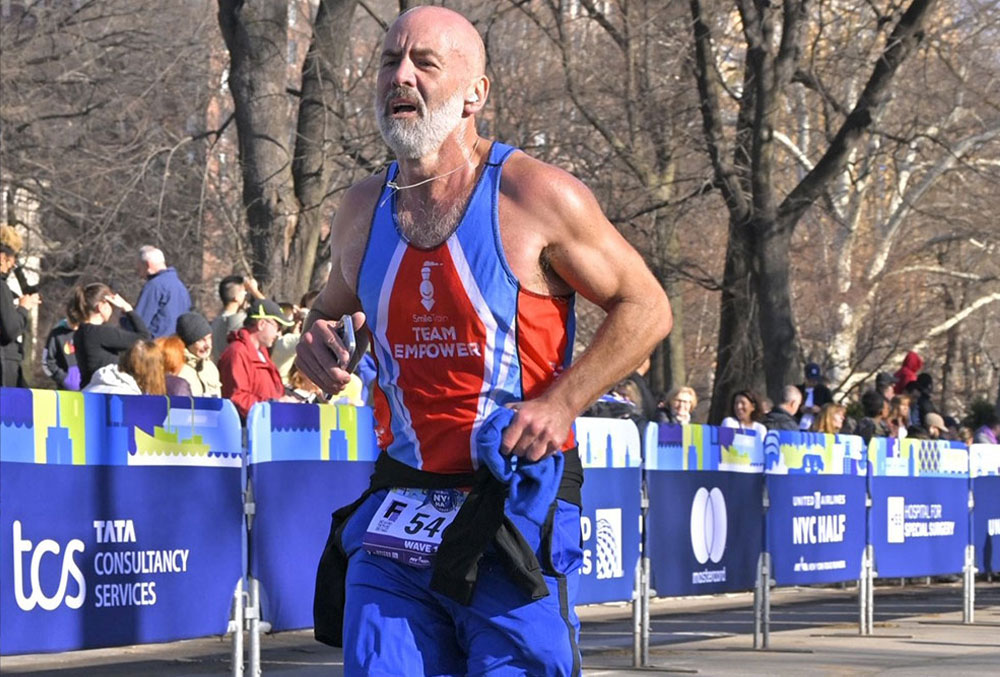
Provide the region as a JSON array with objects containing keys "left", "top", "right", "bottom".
[{"left": 3, "top": 582, "right": 998, "bottom": 676}]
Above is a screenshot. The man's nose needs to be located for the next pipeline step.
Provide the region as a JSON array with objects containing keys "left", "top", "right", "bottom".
[{"left": 389, "top": 57, "right": 417, "bottom": 89}]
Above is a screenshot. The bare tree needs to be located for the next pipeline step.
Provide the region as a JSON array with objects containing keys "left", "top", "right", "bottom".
[{"left": 689, "top": 0, "right": 941, "bottom": 420}]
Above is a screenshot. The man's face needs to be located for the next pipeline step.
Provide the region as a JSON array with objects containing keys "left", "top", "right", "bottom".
[
  {"left": 190, "top": 335, "right": 212, "bottom": 360},
  {"left": 257, "top": 319, "right": 280, "bottom": 349},
  {"left": 374, "top": 15, "right": 469, "bottom": 158},
  {"left": 0, "top": 251, "right": 15, "bottom": 275}
]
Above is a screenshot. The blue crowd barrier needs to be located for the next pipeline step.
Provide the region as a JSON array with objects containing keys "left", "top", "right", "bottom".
[
  {"left": 575, "top": 418, "right": 642, "bottom": 605},
  {"left": 868, "top": 437, "right": 970, "bottom": 577},
  {"left": 644, "top": 423, "right": 764, "bottom": 595},
  {"left": 6, "top": 382, "right": 999, "bottom": 659},
  {"left": 0, "top": 388, "right": 244, "bottom": 655},
  {"left": 247, "top": 401, "right": 379, "bottom": 632},
  {"left": 971, "top": 444, "right": 1000, "bottom": 575},
  {"left": 763, "top": 431, "right": 867, "bottom": 585}
]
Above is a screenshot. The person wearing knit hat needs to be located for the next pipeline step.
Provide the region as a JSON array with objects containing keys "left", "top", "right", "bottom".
[{"left": 175, "top": 312, "right": 221, "bottom": 397}]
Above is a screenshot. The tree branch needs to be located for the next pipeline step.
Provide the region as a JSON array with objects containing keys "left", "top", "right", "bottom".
[{"left": 778, "top": 0, "right": 939, "bottom": 226}]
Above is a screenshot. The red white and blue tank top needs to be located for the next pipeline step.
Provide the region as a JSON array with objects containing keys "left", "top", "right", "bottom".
[{"left": 357, "top": 142, "right": 576, "bottom": 474}]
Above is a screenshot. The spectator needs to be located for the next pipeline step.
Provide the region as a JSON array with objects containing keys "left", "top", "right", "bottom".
[
  {"left": 622, "top": 356, "right": 658, "bottom": 421},
  {"left": 894, "top": 350, "right": 923, "bottom": 394},
  {"left": 886, "top": 395, "right": 911, "bottom": 439},
  {"left": 285, "top": 363, "right": 326, "bottom": 404},
  {"left": 661, "top": 386, "right": 697, "bottom": 424},
  {"left": 875, "top": 372, "right": 895, "bottom": 401},
  {"left": 84, "top": 340, "right": 165, "bottom": 395},
  {"left": 797, "top": 362, "right": 833, "bottom": 430},
  {"left": 131, "top": 245, "right": 191, "bottom": 338},
  {"left": 211, "top": 275, "right": 262, "bottom": 361},
  {"left": 913, "top": 372, "right": 938, "bottom": 428},
  {"left": 175, "top": 312, "right": 221, "bottom": 397},
  {"left": 924, "top": 412, "right": 949, "bottom": 440},
  {"left": 856, "top": 390, "right": 890, "bottom": 443},
  {"left": 156, "top": 335, "right": 193, "bottom": 397},
  {"left": 722, "top": 389, "right": 768, "bottom": 438},
  {"left": 762, "top": 385, "right": 803, "bottom": 431},
  {"left": 271, "top": 300, "right": 305, "bottom": 383},
  {"left": 72, "top": 283, "right": 151, "bottom": 388},
  {"left": 42, "top": 298, "right": 82, "bottom": 390},
  {"left": 811, "top": 403, "right": 847, "bottom": 434},
  {"left": 583, "top": 383, "right": 639, "bottom": 419},
  {"left": 219, "top": 297, "right": 295, "bottom": 419},
  {"left": 0, "top": 225, "right": 40, "bottom": 387},
  {"left": 973, "top": 411, "right": 1000, "bottom": 445},
  {"left": 957, "top": 425, "right": 974, "bottom": 446}
]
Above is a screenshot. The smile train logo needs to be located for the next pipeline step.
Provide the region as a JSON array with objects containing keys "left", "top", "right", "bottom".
[
  {"left": 419, "top": 261, "right": 442, "bottom": 311},
  {"left": 690, "top": 487, "right": 727, "bottom": 564}
]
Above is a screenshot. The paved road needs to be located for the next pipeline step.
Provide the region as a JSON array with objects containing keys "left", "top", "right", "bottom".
[{"left": 3, "top": 582, "right": 998, "bottom": 676}]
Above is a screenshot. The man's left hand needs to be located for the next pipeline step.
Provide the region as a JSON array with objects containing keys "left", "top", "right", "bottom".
[{"left": 500, "top": 398, "right": 575, "bottom": 462}]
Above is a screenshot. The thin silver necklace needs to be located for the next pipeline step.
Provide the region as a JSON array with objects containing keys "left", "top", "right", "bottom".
[{"left": 382, "top": 139, "right": 481, "bottom": 205}]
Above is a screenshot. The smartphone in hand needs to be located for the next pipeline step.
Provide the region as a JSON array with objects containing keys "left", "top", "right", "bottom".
[{"left": 337, "top": 314, "right": 362, "bottom": 373}]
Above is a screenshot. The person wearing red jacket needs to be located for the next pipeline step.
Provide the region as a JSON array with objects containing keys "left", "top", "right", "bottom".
[{"left": 219, "top": 297, "right": 294, "bottom": 419}]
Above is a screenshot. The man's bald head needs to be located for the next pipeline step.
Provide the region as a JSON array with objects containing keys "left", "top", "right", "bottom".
[{"left": 388, "top": 6, "right": 486, "bottom": 77}]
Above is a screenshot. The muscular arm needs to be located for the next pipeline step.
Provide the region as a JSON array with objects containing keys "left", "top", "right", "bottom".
[
  {"left": 499, "top": 155, "right": 673, "bottom": 460},
  {"left": 296, "top": 174, "right": 383, "bottom": 394}
]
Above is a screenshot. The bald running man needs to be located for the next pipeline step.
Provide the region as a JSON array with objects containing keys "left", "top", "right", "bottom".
[{"left": 296, "top": 7, "right": 671, "bottom": 675}]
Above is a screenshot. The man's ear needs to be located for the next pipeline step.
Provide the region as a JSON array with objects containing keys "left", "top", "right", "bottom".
[{"left": 463, "top": 75, "right": 489, "bottom": 115}]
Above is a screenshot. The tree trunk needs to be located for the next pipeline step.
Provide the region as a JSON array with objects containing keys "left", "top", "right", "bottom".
[
  {"left": 709, "top": 216, "right": 763, "bottom": 423},
  {"left": 756, "top": 219, "right": 800, "bottom": 402},
  {"left": 286, "top": 0, "right": 358, "bottom": 301},
  {"left": 218, "top": 0, "right": 298, "bottom": 290}
]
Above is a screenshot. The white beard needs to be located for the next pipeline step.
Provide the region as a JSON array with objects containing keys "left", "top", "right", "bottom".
[{"left": 375, "top": 87, "right": 465, "bottom": 159}]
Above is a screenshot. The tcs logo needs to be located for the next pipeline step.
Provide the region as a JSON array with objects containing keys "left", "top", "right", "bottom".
[{"left": 12, "top": 520, "right": 86, "bottom": 611}]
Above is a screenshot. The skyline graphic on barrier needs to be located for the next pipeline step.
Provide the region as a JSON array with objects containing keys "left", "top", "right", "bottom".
[
  {"left": 0, "top": 388, "right": 241, "bottom": 466},
  {"left": 645, "top": 423, "right": 763, "bottom": 472},
  {"left": 868, "top": 436, "right": 969, "bottom": 477},
  {"left": 577, "top": 417, "right": 641, "bottom": 468},
  {"left": 971, "top": 444, "right": 1000, "bottom": 477},
  {"left": 764, "top": 430, "right": 867, "bottom": 475},
  {"left": 246, "top": 400, "right": 379, "bottom": 463}
]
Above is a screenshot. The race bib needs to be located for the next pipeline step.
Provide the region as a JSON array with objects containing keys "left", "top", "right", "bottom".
[{"left": 362, "top": 488, "right": 466, "bottom": 568}]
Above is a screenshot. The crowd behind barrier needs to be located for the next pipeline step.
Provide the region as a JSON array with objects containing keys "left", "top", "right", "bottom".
[{"left": 2, "top": 386, "right": 1000, "bottom": 663}]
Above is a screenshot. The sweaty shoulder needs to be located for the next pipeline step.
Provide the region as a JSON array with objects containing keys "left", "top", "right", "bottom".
[
  {"left": 499, "top": 152, "right": 595, "bottom": 235},
  {"left": 332, "top": 171, "right": 387, "bottom": 293},
  {"left": 497, "top": 151, "right": 613, "bottom": 296}
]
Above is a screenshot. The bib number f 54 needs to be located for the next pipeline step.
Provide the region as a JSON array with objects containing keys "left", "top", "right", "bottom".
[{"left": 362, "top": 488, "right": 466, "bottom": 568}]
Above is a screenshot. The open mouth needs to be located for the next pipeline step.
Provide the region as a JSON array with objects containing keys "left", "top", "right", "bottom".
[{"left": 389, "top": 98, "right": 421, "bottom": 116}]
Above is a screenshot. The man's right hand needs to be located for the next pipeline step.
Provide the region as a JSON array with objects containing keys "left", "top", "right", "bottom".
[{"left": 295, "top": 311, "right": 366, "bottom": 395}]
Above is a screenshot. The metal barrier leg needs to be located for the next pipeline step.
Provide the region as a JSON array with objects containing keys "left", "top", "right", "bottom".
[
  {"left": 866, "top": 545, "right": 874, "bottom": 635},
  {"left": 753, "top": 553, "right": 762, "bottom": 649},
  {"left": 762, "top": 552, "right": 771, "bottom": 649},
  {"left": 641, "top": 555, "right": 650, "bottom": 667},
  {"left": 248, "top": 577, "right": 262, "bottom": 677},
  {"left": 230, "top": 578, "right": 245, "bottom": 677},
  {"left": 858, "top": 549, "right": 867, "bottom": 636},
  {"left": 964, "top": 544, "right": 976, "bottom": 624},
  {"left": 632, "top": 560, "right": 641, "bottom": 667}
]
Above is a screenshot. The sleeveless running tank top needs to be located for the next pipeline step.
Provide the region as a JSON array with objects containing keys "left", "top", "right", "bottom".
[{"left": 357, "top": 142, "right": 576, "bottom": 474}]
